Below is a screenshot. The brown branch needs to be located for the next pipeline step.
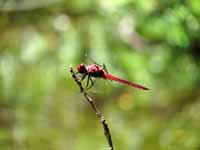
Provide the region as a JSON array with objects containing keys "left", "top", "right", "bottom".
[{"left": 69, "top": 66, "right": 114, "bottom": 150}]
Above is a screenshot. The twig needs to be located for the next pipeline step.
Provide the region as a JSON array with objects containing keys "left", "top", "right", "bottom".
[{"left": 69, "top": 66, "right": 114, "bottom": 150}]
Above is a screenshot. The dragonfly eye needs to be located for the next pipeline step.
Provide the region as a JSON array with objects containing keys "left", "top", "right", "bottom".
[{"left": 77, "top": 64, "right": 87, "bottom": 74}]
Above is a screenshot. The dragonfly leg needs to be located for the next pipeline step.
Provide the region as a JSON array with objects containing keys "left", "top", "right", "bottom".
[
  {"left": 81, "top": 74, "right": 87, "bottom": 80},
  {"left": 86, "top": 76, "right": 95, "bottom": 90},
  {"left": 86, "top": 75, "right": 90, "bottom": 88}
]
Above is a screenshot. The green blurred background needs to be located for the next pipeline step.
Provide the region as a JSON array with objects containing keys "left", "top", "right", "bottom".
[{"left": 0, "top": 0, "right": 200, "bottom": 150}]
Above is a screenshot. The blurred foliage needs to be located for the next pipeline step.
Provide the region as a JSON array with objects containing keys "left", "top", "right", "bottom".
[{"left": 0, "top": 0, "right": 200, "bottom": 150}]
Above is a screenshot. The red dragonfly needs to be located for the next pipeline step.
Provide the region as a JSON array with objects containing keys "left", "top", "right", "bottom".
[{"left": 77, "top": 63, "right": 149, "bottom": 90}]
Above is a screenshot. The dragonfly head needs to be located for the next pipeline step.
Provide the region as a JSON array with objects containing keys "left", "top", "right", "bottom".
[{"left": 77, "top": 63, "right": 87, "bottom": 74}]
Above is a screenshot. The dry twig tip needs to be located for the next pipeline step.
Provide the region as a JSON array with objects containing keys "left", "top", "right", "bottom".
[{"left": 69, "top": 65, "right": 114, "bottom": 150}]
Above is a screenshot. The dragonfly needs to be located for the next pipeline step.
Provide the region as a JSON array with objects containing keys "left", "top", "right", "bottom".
[{"left": 77, "top": 63, "right": 149, "bottom": 90}]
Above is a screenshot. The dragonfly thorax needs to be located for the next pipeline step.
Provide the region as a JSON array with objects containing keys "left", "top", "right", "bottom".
[{"left": 86, "top": 64, "right": 105, "bottom": 78}]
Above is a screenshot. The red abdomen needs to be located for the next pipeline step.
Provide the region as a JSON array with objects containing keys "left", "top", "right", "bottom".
[{"left": 103, "top": 73, "right": 149, "bottom": 90}]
